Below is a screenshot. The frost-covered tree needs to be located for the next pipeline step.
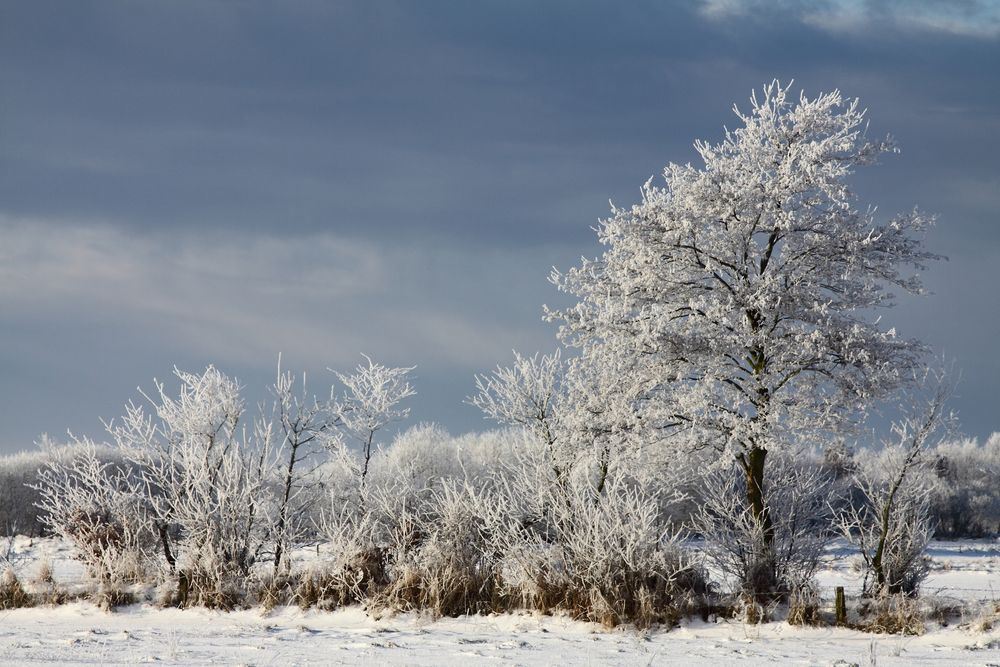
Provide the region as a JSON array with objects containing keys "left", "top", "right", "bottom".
[
  {"left": 838, "top": 378, "right": 951, "bottom": 596},
  {"left": 105, "top": 366, "right": 274, "bottom": 606},
  {"left": 547, "top": 81, "right": 939, "bottom": 599},
  {"left": 268, "top": 362, "right": 342, "bottom": 575},
  {"left": 928, "top": 432, "right": 1000, "bottom": 537},
  {"left": 469, "top": 351, "right": 570, "bottom": 479},
  {"left": 329, "top": 355, "right": 417, "bottom": 488}
]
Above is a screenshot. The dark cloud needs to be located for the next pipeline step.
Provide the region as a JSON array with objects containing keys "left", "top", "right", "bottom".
[{"left": 1, "top": 1, "right": 997, "bottom": 450}]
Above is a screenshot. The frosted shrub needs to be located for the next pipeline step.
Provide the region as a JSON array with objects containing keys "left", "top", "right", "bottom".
[
  {"left": 34, "top": 442, "right": 156, "bottom": 594},
  {"left": 694, "top": 451, "right": 833, "bottom": 605},
  {"left": 314, "top": 427, "right": 529, "bottom": 615},
  {"left": 0, "top": 437, "right": 125, "bottom": 538},
  {"left": 303, "top": 507, "right": 384, "bottom": 609},
  {"left": 364, "top": 424, "right": 465, "bottom": 502},
  {"left": 319, "top": 444, "right": 499, "bottom": 616},
  {"left": 105, "top": 367, "right": 275, "bottom": 608},
  {"left": 481, "top": 445, "right": 706, "bottom": 627},
  {"left": 377, "top": 481, "right": 498, "bottom": 617},
  {"left": 838, "top": 386, "right": 947, "bottom": 597},
  {"left": 311, "top": 424, "right": 706, "bottom": 625}
]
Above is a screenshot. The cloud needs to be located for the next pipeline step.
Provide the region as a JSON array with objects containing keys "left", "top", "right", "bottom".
[
  {"left": 0, "top": 217, "right": 550, "bottom": 370},
  {"left": 699, "top": 0, "right": 1000, "bottom": 38}
]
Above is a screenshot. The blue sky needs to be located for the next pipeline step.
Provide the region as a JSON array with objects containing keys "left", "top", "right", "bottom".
[{"left": 2, "top": 1, "right": 998, "bottom": 451}]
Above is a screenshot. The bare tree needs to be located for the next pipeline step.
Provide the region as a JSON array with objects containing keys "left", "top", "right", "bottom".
[{"left": 268, "top": 360, "right": 340, "bottom": 575}]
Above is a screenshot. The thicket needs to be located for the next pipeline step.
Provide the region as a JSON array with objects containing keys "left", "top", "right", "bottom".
[{"left": 10, "top": 399, "right": 999, "bottom": 622}]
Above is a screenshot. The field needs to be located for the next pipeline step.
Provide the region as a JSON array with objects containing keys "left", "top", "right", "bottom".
[{"left": 1, "top": 536, "right": 997, "bottom": 666}]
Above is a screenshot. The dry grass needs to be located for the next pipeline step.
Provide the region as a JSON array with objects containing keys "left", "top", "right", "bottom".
[
  {"left": 0, "top": 567, "right": 32, "bottom": 609},
  {"left": 29, "top": 560, "right": 67, "bottom": 606},
  {"left": 787, "top": 584, "right": 823, "bottom": 626},
  {"left": 961, "top": 600, "right": 1000, "bottom": 633},
  {"left": 860, "top": 593, "right": 925, "bottom": 635}
]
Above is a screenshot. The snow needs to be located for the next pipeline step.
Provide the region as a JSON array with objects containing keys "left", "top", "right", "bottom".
[
  {"left": 0, "top": 604, "right": 997, "bottom": 666},
  {"left": 1, "top": 536, "right": 998, "bottom": 665}
]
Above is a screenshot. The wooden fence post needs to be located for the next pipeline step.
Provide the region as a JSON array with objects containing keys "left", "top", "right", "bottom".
[{"left": 835, "top": 586, "right": 846, "bottom": 626}]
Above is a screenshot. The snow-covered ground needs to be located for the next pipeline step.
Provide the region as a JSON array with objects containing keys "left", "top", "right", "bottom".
[
  {"left": 0, "top": 603, "right": 1000, "bottom": 667},
  {"left": 1, "top": 603, "right": 999, "bottom": 666},
  {"left": 1, "top": 536, "right": 998, "bottom": 666}
]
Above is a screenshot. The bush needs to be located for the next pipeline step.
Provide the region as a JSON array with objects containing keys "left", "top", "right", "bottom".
[
  {"left": 861, "top": 593, "right": 925, "bottom": 635},
  {"left": 0, "top": 437, "right": 125, "bottom": 538},
  {"left": 311, "top": 430, "right": 709, "bottom": 626},
  {"left": 478, "top": 445, "right": 708, "bottom": 627},
  {"left": 693, "top": 451, "right": 834, "bottom": 604},
  {"left": 33, "top": 443, "right": 157, "bottom": 593}
]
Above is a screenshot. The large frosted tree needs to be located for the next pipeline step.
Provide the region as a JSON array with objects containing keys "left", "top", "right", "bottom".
[{"left": 547, "top": 81, "right": 939, "bottom": 596}]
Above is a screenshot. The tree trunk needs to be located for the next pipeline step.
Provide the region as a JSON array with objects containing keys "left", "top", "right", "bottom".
[
  {"left": 740, "top": 446, "right": 777, "bottom": 601},
  {"left": 744, "top": 446, "right": 774, "bottom": 547},
  {"left": 157, "top": 522, "right": 176, "bottom": 572},
  {"left": 273, "top": 440, "right": 299, "bottom": 576}
]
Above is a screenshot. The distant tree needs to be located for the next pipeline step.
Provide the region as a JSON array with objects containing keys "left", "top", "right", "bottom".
[
  {"left": 927, "top": 432, "right": 1000, "bottom": 538},
  {"left": 547, "top": 81, "right": 940, "bottom": 600}
]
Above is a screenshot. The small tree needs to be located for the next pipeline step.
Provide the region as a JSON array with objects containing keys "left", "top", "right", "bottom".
[
  {"left": 329, "top": 355, "right": 417, "bottom": 489},
  {"left": 838, "top": 379, "right": 951, "bottom": 597},
  {"left": 469, "top": 350, "right": 570, "bottom": 480},
  {"left": 268, "top": 361, "right": 340, "bottom": 575},
  {"left": 547, "top": 81, "right": 940, "bottom": 600}
]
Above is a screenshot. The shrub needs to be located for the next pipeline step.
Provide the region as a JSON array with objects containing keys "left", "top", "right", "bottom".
[
  {"left": 33, "top": 443, "right": 157, "bottom": 593},
  {"left": 693, "top": 451, "right": 833, "bottom": 604},
  {"left": 861, "top": 593, "right": 925, "bottom": 635},
  {"left": 0, "top": 567, "right": 32, "bottom": 609}
]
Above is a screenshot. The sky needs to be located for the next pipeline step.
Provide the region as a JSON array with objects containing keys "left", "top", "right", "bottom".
[{"left": 1, "top": 0, "right": 998, "bottom": 453}]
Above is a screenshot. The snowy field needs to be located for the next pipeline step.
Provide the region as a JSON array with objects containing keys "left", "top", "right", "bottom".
[
  {"left": 0, "top": 536, "right": 998, "bottom": 666},
  {"left": 1, "top": 603, "right": 999, "bottom": 667}
]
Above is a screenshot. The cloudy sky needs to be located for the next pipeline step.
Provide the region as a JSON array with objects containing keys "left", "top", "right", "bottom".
[{"left": 2, "top": 0, "right": 998, "bottom": 452}]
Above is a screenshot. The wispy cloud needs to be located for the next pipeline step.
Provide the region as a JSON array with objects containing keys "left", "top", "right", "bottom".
[
  {"left": 0, "top": 217, "right": 546, "bottom": 370},
  {"left": 700, "top": 0, "right": 1000, "bottom": 39}
]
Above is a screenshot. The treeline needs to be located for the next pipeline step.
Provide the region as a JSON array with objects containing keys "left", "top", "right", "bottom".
[{"left": 6, "top": 427, "right": 997, "bottom": 543}]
